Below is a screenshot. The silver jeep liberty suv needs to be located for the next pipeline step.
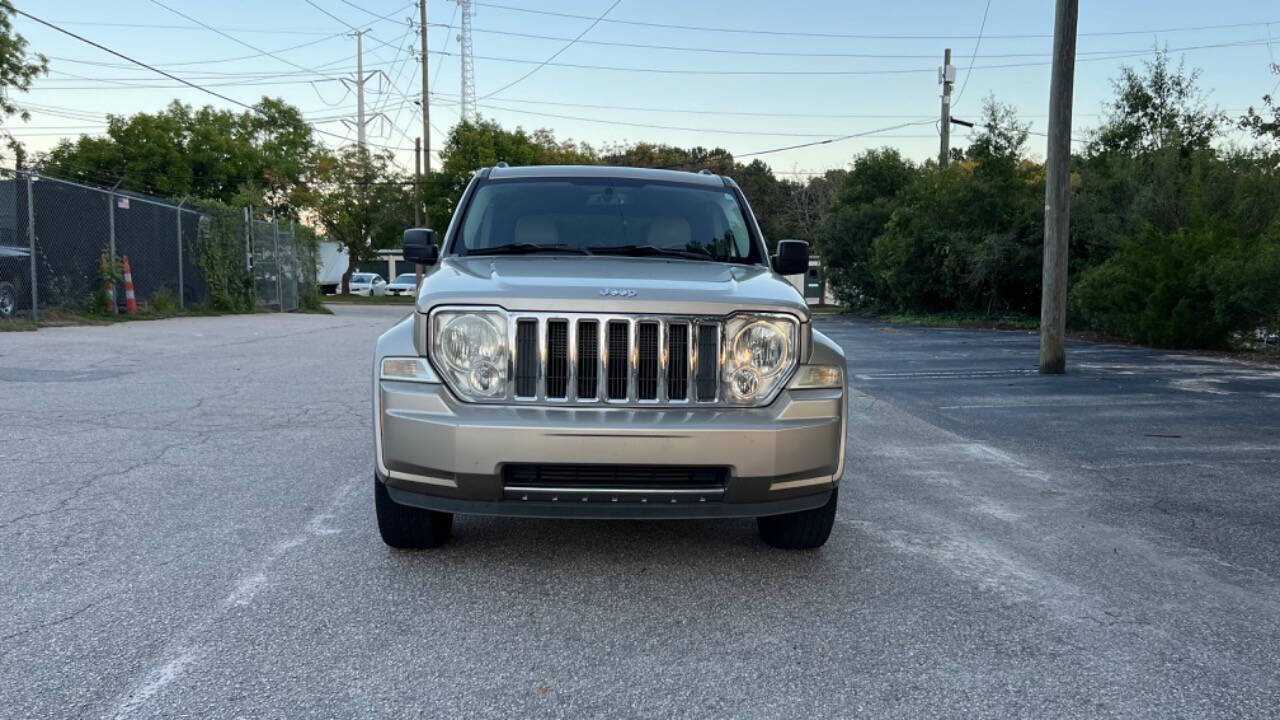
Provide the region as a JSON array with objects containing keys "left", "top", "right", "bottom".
[{"left": 373, "top": 165, "right": 847, "bottom": 549}]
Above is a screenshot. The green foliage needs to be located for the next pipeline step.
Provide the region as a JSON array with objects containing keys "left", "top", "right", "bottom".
[
  {"left": 90, "top": 252, "right": 122, "bottom": 315},
  {"left": 816, "top": 149, "right": 918, "bottom": 307},
  {"left": 0, "top": 0, "right": 49, "bottom": 165},
  {"left": 39, "top": 97, "right": 316, "bottom": 216},
  {"left": 192, "top": 202, "right": 254, "bottom": 312},
  {"left": 1069, "top": 225, "right": 1280, "bottom": 348},
  {"left": 149, "top": 288, "right": 178, "bottom": 315},
  {"left": 311, "top": 146, "right": 414, "bottom": 294}
]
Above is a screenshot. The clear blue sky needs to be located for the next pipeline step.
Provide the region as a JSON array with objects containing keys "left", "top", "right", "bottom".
[{"left": 9, "top": 0, "right": 1280, "bottom": 178}]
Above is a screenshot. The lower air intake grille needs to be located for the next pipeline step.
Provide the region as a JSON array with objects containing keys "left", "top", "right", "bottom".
[{"left": 504, "top": 464, "right": 727, "bottom": 490}]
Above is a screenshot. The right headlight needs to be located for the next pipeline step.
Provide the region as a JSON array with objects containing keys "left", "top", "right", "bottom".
[
  {"left": 431, "top": 310, "right": 508, "bottom": 399},
  {"left": 721, "top": 314, "right": 798, "bottom": 405}
]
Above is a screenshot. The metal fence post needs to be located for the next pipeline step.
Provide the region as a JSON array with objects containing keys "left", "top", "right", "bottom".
[
  {"left": 25, "top": 172, "right": 37, "bottom": 322},
  {"left": 272, "top": 211, "right": 282, "bottom": 311},
  {"left": 244, "top": 206, "right": 252, "bottom": 272},
  {"left": 176, "top": 199, "right": 186, "bottom": 309}
]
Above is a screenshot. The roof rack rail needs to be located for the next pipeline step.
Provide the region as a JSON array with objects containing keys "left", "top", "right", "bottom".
[
  {"left": 495, "top": 161, "right": 509, "bottom": 168},
  {"left": 698, "top": 168, "right": 714, "bottom": 175}
]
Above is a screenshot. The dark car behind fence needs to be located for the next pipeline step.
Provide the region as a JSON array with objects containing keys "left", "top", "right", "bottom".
[{"left": 0, "top": 169, "right": 316, "bottom": 320}]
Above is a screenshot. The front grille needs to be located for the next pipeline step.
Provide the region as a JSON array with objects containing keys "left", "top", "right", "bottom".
[
  {"left": 546, "top": 320, "right": 569, "bottom": 398},
  {"left": 439, "top": 312, "right": 732, "bottom": 406},
  {"left": 503, "top": 464, "right": 727, "bottom": 503}
]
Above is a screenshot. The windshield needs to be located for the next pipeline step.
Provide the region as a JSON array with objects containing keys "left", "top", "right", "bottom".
[
  {"left": 352, "top": 274, "right": 373, "bottom": 282},
  {"left": 453, "top": 178, "right": 761, "bottom": 264},
  {"left": 393, "top": 274, "right": 416, "bottom": 284}
]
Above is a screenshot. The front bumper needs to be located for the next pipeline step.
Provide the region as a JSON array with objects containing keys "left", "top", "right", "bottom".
[{"left": 375, "top": 379, "right": 845, "bottom": 519}]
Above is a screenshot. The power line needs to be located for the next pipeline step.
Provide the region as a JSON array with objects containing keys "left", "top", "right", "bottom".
[
  {"left": 472, "top": 2, "right": 1280, "bottom": 41},
  {"left": 954, "top": 0, "right": 993, "bottom": 107},
  {"left": 476, "top": 102, "right": 859, "bottom": 137},
  {"left": 732, "top": 120, "right": 940, "bottom": 160},
  {"left": 12, "top": 8, "right": 414, "bottom": 153},
  {"left": 147, "top": 0, "right": 341, "bottom": 80},
  {"left": 36, "top": 19, "right": 340, "bottom": 36},
  {"left": 478, "top": 0, "right": 622, "bottom": 101}
]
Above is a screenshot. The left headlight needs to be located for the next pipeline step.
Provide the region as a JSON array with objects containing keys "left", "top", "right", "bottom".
[
  {"left": 722, "top": 314, "right": 797, "bottom": 405},
  {"left": 431, "top": 310, "right": 508, "bottom": 399}
]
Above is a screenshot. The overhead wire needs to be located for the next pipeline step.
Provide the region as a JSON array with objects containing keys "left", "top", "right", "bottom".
[
  {"left": 478, "top": 0, "right": 623, "bottom": 100},
  {"left": 954, "top": 0, "right": 993, "bottom": 107},
  {"left": 471, "top": 3, "right": 1280, "bottom": 41},
  {"left": 12, "top": 8, "right": 415, "bottom": 152}
]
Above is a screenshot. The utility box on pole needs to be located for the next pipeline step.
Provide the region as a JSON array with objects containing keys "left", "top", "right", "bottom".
[{"left": 939, "top": 49, "right": 955, "bottom": 167}]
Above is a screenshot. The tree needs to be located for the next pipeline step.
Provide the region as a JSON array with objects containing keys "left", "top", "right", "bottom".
[
  {"left": 0, "top": 0, "right": 48, "bottom": 165},
  {"left": 39, "top": 98, "right": 316, "bottom": 215},
  {"left": 816, "top": 149, "right": 917, "bottom": 307},
  {"left": 1239, "top": 64, "right": 1280, "bottom": 146},
  {"left": 1088, "top": 48, "right": 1224, "bottom": 156},
  {"left": 310, "top": 146, "right": 413, "bottom": 295}
]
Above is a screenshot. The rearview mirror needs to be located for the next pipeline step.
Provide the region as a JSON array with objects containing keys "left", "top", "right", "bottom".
[
  {"left": 403, "top": 228, "right": 438, "bottom": 266},
  {"left": 772, "top": 239, "right": 809, "bottom": 275}
]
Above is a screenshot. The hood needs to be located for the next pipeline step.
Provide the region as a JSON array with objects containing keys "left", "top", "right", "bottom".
[{"left": 415, "top": 255, "right": 809, "bottom": 319}]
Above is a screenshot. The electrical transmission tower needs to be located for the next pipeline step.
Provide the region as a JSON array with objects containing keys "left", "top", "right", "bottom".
[{"left": 457, "top": 0, "right": 476, "bottom": 122}]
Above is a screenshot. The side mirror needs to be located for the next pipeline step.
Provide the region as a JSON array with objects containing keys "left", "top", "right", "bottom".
[
  {"left": 403, "top": 228, "right": 438, "bottom": 266},
  {"left": 772, "top": 239, "right": 809, "bottom": 275}
]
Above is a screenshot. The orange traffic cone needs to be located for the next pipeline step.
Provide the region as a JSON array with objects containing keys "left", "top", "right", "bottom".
[
  {"left": 100, "top": 253, "right": 116, "bottom": 314},
  {"left": 122, "top": 255, "right": 137, "bottom": 314}
]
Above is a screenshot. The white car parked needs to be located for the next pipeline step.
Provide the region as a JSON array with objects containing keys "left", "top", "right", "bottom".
[
  {"left": 384, "top": 273, "right": 419, "bottom": 297},
  {"left": 349, "top": 272, "right": 387, "bottom": 297}
]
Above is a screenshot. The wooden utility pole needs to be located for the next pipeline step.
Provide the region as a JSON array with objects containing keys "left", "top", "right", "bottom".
[
  {"left": 416, "top": 0, "right": 430, "bottom": 293},
  {"left": 414, "top": 137, "right": 423, "bottom": 227},
  {"left": 939, "top": 48, "right": 953, "bottom": 167},
  {"left": 1038, "top": 0, "right": 1079, "bottom": 374}
]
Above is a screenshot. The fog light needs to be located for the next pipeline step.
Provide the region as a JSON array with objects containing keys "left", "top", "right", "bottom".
[
  {"left": 731, "top": 367, "right": 760, "bottom": 397},
  {"left": 470, "top": 360, "right": 503, "bottom": 396}
]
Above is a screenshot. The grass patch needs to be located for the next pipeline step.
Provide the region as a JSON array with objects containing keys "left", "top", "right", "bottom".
[
  {"left": 870, "top": 310, "right": 1040, "bottom": 331},
  {"left": 0, "top": 316, "right": 38, "bottom": 331}
]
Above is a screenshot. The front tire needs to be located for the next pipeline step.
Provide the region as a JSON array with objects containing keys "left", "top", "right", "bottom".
[
  {"left": 757, "top": 489, "right": 838, "bottom": 550},
  {"left": 374, "top": 476, "right": 453, "bottom": 549}
]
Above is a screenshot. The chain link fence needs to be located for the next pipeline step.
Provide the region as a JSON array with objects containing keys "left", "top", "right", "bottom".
[{"left": 0, "top": 168, "right": 317, "bottom": 321}]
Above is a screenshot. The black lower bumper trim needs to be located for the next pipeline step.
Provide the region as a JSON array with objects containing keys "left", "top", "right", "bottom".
[{"left": 385, "top": 484, "right": 832, "bottom": 520}]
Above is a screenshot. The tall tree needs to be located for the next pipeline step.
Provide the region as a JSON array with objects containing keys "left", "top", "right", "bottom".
[
  {"left": 310, "top": 146, "right": 413, "bottom": 295},
  {"left": 0, "top": 0, "right": 49, "bottom": 166},
  {"left": 39, "top": 98, "right": 316, "bottom": 215},
  {"left": 1088, "top": 48, "right": 1224, "bottom": 156}
]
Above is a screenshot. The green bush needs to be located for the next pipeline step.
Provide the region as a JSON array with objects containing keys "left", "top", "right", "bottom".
[
  {"left": 149, "top": 288, "right": 178, "bottom": 315},
  {"left": 1069, "top": 225, "right": 1280, "bottom": 348}
]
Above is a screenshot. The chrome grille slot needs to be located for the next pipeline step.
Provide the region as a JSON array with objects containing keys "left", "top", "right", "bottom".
[
  {"left": 695, "top": 323, "right": 719, "bottom": 401},
  {"left": 514, "top": 319, "right": 538, "bottom": 398},
  {"left": 577, "top": 320, "right": 599, "bottom": 399},
  {"left": 606, "top": 322, "right": 629, "bottom": 400},
  {"left": 667, "top": 323, "right": 689, "bottom": 400},
  {"left": 637, "top": 322, "right": 659, "bottom": 400},
  {"left": 546, "top": 320, "right": 568, "bottom": 399}
]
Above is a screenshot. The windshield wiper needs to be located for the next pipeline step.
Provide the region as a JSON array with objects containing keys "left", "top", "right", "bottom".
[
  {"left": 585, "top": 244, "right": 714, "bottom": 261},
  {"left": 466, "top": 243, "right": 590, "bottom": 256}
]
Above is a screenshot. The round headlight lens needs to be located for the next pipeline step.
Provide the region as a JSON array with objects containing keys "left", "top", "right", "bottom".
[
  {"left": 439, "top": 315, "right": 504, "bottom": 372},
  {"left": 732, "top": 321, "right": 788, "bottom": 377},
  {"left": 469, "top": 360, "right": 503, "bottom": 397}
]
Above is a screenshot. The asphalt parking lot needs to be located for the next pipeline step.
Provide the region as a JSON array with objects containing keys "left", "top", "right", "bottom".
[{"left": 3, "top": 306, "right": 1278, "bottom": 718}]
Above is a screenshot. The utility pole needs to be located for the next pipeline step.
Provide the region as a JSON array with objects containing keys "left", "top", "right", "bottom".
[
  {"left": 414, "top": 137, "right": 423, "bottom": 227},
  {"left": 420, "top": 0, "right": 431, "bottom": 175},
  {"left": 341, "top": 31, "right": 389, "bottom": 151},
  {"left": 1038, "top": 0, "right": 1079, "bottom": 374},
  {"left": 938, "top": 48, "right": 954, "bottom": 166},
  {"left": 355, "top": 30, "right": 366, "bottom": 149}
]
